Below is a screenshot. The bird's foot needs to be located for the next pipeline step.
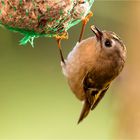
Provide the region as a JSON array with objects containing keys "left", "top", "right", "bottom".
[{"left": 78, "top": 11, "right": 93, "bottom": 42}]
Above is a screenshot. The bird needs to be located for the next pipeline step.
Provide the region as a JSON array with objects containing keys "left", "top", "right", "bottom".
[{"left": 61, "top": 25, "right": 127, "bottom": 124}]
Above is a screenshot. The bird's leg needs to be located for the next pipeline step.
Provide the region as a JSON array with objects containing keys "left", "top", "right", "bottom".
[
  {"left": 56, "top": 39, "right": 65, "bottom": 63},
  {"left": 78, "top": 11, "right": 93, "bottom": 42},
  {"left": 55, "top": 32, "right": 68, "bottom": 64}
]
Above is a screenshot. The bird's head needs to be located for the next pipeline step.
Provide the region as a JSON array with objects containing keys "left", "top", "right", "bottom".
[{"left": 91, "top": 25, "right": 126, "bottom": 61}]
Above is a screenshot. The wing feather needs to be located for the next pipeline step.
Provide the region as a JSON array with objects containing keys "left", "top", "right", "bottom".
[{"left": 77, "top": 71, "right": 110, "bottom": 123}]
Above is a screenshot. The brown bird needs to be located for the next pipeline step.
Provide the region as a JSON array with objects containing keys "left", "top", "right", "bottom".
[{"left": 61, "top": 25, "right": 127, "bottom": 124}]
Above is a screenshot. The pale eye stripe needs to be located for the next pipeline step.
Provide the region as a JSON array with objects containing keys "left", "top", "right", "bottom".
[{"left": 112, "top": 34, "right": 121, "bottom": 41}]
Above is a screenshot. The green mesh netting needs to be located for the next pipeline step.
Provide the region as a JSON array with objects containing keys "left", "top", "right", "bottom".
[{"left": 0, "top": 0, "right": 94, "bottom": 47}]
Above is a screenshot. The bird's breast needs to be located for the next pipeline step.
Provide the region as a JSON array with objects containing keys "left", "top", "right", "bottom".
[{"left": 62, "top": 40, "right": 97, "bottom": 101}]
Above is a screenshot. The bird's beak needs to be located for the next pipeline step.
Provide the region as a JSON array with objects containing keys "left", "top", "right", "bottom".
[{"left": 90, "top": 25, "right": 103, "bottom": 41}]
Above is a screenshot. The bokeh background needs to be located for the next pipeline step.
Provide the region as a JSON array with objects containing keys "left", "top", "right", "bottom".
[{"left": 0, "top": 0, "right": 139, "bottom": 139}]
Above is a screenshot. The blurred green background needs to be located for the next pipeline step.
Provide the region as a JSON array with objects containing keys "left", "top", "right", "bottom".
[{"left": 0, "top": 1, "right": 139, "bottom": 140}]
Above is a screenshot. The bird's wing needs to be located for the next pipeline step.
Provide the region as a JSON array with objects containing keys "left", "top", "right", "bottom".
[
  {"left": 83, "top": 71, "right": 110, "bottom": 109},
  {"left": 91, "top": 86, "right": 109, "bottom": 110},
  {"left": 78, "top": 71, "right": 110, "bottom": 123}
]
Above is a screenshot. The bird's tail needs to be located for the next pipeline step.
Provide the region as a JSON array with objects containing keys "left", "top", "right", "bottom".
[{"left": 77, "top": 99, "right": 91, "bottom": 124}]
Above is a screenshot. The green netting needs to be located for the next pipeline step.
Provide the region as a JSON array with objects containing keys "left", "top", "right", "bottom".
[{"left": 0, "top": 0, "right": 94, "bottom": 47}]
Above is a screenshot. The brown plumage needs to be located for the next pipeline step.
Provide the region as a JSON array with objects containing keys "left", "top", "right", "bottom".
[{"left": 61, "top": 25, "right": 126, "bottom": 124}]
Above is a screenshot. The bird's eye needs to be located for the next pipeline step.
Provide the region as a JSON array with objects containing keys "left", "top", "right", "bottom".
[{"left": 104, "top": 39, "right": 112, "bottom": 48}]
